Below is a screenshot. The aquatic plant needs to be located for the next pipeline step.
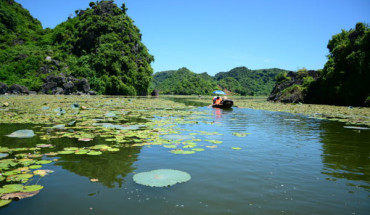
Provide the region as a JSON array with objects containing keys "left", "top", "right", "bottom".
[
  {"left": 133, "top": 169, "right": 191, "bottom": 187},
  {"left": 6, "top": 130, "right": 35, "bottom": 138}
]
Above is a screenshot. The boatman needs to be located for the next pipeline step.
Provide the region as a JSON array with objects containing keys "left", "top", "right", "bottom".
[{"left": 214, "top": 97, "right": 222, "bottom": 105}]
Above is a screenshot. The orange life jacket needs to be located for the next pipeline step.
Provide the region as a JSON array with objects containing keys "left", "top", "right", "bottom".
[{"left": 215, "top": 98, "right": 222, "bottom": 104}]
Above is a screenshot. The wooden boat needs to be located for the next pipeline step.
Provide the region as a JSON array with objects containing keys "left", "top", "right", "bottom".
[{"left": 212, "top": 99, "right": 233, "bottom": 108}]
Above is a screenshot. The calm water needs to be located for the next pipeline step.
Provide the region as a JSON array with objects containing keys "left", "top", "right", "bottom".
[{"left": 1, "top": 99, "right": 369, "bottom": 215}]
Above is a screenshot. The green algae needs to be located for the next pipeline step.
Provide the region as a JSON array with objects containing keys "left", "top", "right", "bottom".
[{"left": 232, "top": 132, "right": 250, "bottom": 137}]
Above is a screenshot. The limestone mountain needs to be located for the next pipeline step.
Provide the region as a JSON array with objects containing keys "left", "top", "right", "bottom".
[{"left": 0, "top": 0, "right": 154, "bottom": 95}]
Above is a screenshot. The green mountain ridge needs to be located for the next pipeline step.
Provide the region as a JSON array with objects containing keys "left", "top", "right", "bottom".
[{"left": 152, "top": 67, "right": 287, "bottom": 96}]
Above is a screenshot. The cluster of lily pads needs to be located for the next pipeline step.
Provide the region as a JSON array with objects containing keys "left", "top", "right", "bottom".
[
  {"left": 0, "top": 95, "right": 252, "bottom": 207},
  {"left": 0, "top": 145, "right": 55, "bottom": 207}
]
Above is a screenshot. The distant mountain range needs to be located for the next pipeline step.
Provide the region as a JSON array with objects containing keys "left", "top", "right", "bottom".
[{"left": 151, "top": 67, "right": 288, "bottom": 96}]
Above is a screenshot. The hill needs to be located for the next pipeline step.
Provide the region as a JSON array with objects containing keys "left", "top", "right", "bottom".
[
  {"left": 215, "top": 67, "right": 287, "bottom": 96},
  {"left": 151, "top": 67, "right": 218, "bottom": 95},
  {"left": 0, "top": 0, "right": 153, "bottom": 95},
  {"left": 268, "top": 23, "right": 370, "bottom": 106},
  {"left": 152, "top": 67, "right": 287, "bottom": 96}
]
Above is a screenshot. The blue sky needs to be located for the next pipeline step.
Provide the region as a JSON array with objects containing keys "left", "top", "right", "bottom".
[{"left": 17, "top": 0, "right": 370, "bottom": 75}]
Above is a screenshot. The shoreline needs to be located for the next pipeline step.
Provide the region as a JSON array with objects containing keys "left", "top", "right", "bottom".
[
  {"left": 188, "top": 96, "right": 370, "bottom": 127},
  {"left": 1, "top": 95, "right": 370, "bottom": 127}
]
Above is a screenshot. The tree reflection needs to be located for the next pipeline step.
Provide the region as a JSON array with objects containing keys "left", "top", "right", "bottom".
[
  {"left": 319, "top": 121, "right": 370, "bottom": 190},
  {"left": 54, "top": 147, "right": 140, "bottom": 188}
]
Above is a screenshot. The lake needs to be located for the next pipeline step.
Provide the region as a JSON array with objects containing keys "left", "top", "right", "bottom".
[{"left": 0, "top": 96, "right": 369, "bottom": 215}]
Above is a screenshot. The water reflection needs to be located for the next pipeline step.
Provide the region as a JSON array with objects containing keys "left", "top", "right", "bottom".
[
  {"left": 319, "top": 121, "right": 370, "bottom": 190},
  {"left": 54, "top": 147, "right": 140, "bottom": 188}
]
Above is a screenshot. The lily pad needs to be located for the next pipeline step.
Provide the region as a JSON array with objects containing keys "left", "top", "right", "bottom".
[
  {"left": 74, "top": 149, "right": 89, "bottom": 155},
  {"left": 86, "top": 150, "right": 102, "bottom": 156},
  {"left": 232, "top": 147, "right": 242, "bottom": 150},
  {"left": 105, "top": 112, "right": 117, "bottom": 118},
  {"left": 133, "top": 169, "right": 191, "bottom": 187},
  {"left": 0, "top": 184, "right": 24, "bottom": 194},
  {"left": 6, "top": 130, "right": 35, "bottom": 138},
  {"left": 0, "top": 199, "right": 12, "bottom": 207},
  {"left": 170, "top": 149, "right": 195, "bottom": 155},
  {"left": 232, "top": 132, "right": 249, "bottom": 137},
  {"left": 22, "top": 185, "right": 44, "bottom": 192},
  {"left": 6, "top": 174, "right": 33, "bottom": 183},
  {"left": 192, "top": 148, "right": 205, "bottom": 152},
  {"left": 1, "top": 190, "right": 40, "bottom": 200},
  {"left": 35, "top": 160, "right": 52, "bottom": 165},
  {"left": 205, "top": 140, "right": 223, "bottom": 144},
  {"left": 45, "top": 152, "right": 58, "bottom": 156},
  {"left": 52, "top": 124, "right": 65, "bottom": 130},
  {"left": 33, "top": 170, "right": 53, "bottom": 177},
  {"left": 29, "top": 165, "right": 42, "bottom": 169},
  {"left": 163, "top": 145, "right": 177, "bottom": 149},
  {"left": 36, "top": 144, "right": 53, "bottom": 148}
]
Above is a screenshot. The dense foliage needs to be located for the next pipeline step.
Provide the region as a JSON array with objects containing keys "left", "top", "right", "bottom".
[
  {"left": 215, "top": 67, "right": 287, "bottom": 96},
  {"left": 0, "top": 0, "right": 154, "bottom": 95},
  {"left": 151, "top": 68, "right": 218, "bottom": 95},
  {"left": 152, "top": 67, "right": 287, "bottom": 96},
  {"left": 306, "top": 23, "right": 370, "bottom": 106}
]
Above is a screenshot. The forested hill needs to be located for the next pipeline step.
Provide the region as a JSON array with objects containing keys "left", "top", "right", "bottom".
[
  {"left": 151, "top": 68, "right": 218, "bottom": 95},
  {"left": 0, "top": 0, "right": 153, "bottom": 95},
  {"left": 267, "top": 22, "right": 370, "bottom": 106},
  {"left": 215, "top": 67, "right": 287, "bottom": 96},
  {"left": 152, "top": 67, "right": 287, "bottom": 96}
]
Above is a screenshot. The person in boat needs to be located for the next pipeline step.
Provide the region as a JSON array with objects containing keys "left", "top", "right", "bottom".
[{"left": 213, "top": 96, "right": 223, "bottom": 105}]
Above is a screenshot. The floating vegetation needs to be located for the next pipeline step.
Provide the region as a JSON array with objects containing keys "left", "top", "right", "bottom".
[
  {"left": 6, "top": 130, "right": 35, "bottom": 138},
  {"left": 0, "top": 95, "right": 254, "bottom": 207},
  {"left": 343, "top": 126, "right": 370, "bottom": 130},
  {"left": 232, "top": 147, "right": 242, "bottom": 150},
  {"left": 87, "top": 150, "right": 103, "bottom": 156},
  {"left": 33, "top": 170, "right": 54, "bottom": 177},
  {"left": 133, "top": 169, "right": 191, "bottom": 187},
  {"left": 232, "top": 132, "right": 249, "bottom": 137},
  {"left": 205, "top": 140, "right": 223, "bottom": 144},
  {"left": 170, "top": 149, "right": 195, "bottom": 155}
]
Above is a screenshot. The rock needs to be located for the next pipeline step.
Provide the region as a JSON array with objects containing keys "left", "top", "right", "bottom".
[
  {"left": 53, "top": 87, "right": 64, "bottom": 95},
  {"left": 151, "top": 89, "right": 159, "bottom": 96},
  {"left": 29, "top": 91, "right": 37, "bottom": 95},
  {"left": 52, "top": 59, "right": 60, "bottom": 67},
  {"left": 0, "top": 82, "right": 8, "bottom": 94},
  {"left": 75, "top": 91, "right": 85, "bottom": 95},
  {"left": 45, "top": 56, "right": 52, "bottom": 61},
  {"left": 63, "top": 82, "right": 74, "bottom": 95},
  {"left": 38, "top": 65, "right": 52, "bottom": 75},
  {"left": 8, "top": 84, "right": 29, "bottom": 94},
  {"left": 2, "top": 102, "right": 9, "bottom": 107},
  {"left": 45, "top": 75, "right": 66, "bottom": 86},
  {"left": 41, "top": 82, "right": 57, "bottom": 94},
  {"left": 75, "top": 78, "right": 90, "bottom": 93},
  {"left": 88, "top": 91, "right": 97, "bottom": 95}
]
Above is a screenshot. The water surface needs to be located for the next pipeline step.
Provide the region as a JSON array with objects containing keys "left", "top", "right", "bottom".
[{"left": 0, "top": 98, "right": 369, "bottom": 215}]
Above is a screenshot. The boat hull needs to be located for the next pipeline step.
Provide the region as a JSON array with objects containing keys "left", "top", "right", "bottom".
[{"left": 212, "top": 99, "right": 233, "bottom": 108}]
